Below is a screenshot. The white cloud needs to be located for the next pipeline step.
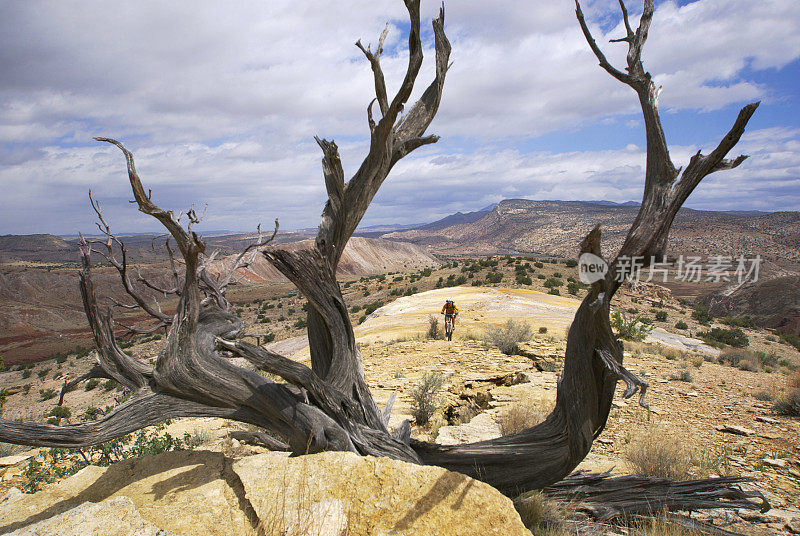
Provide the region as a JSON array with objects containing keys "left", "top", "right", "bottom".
[{"left": 0, "top": 0, "right": 798, "bottom": 234}]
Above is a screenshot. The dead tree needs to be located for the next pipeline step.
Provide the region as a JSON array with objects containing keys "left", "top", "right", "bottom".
[{"left": 0, "top": 0, "right": 762, "bottom": 509}]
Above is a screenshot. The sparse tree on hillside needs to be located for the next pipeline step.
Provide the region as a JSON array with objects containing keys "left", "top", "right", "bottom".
[{"left": 0, "top": 0, "right": 765, "bottom": 516}]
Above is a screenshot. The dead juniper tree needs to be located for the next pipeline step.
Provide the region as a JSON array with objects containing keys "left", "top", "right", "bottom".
[{"left": 0, "top": 0, "right": 767, "bottom": 513}]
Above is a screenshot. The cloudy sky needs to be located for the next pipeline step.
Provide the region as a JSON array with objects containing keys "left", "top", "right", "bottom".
[{"left": 1, "top": 0, "right": 798, "bottom": 235}]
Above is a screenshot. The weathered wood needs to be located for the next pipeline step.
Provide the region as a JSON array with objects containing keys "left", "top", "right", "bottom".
[
  {"left": 0, "top": 2, "right": 760, "bottom": 516},
  {"left": 541, "top": 471, "right": 769, "bottom": 520}
]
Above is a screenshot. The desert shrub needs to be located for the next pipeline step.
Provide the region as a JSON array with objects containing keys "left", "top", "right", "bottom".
[
  {"left": 484, "top": 320, "right": 532, "bottom": 355},
  {"left": 409, "top": 372, "right": 446, "bottom": 426},
  {"left": 691, "top": 305, "right": 713, "bottom": 325},
  {"left": 0, "top": 388, "right": 5, "bottom": 415},
  {"left": 779, "top": 332, "right": 800, "bottom": 351},
  {"left": 22, "top": 369, "right": 32, "bottom": 379},
  {"left": 655, "top": 310, "right": 668, "bottom": 322},
  {"left": 543, "top": 277, "right": 563, "bottom": 288},
  {"left": 426, "top": 315, "right": 443, "bottom": 340},
  {"left": 534, "top": 262, "right": 544, "bottom": 269},
  {"left": 538, "top": 327, "right": 548, "bottom": 334},
  {"left": 293, "top": 318, "right": 307, "bottom": 329},
  {"left": 83, "top": 406, "right": 102, "bottom": 421},
  {"left": 671, "top": 369, "right": 693, "bottom": 383},
  {"left": 773, "top": 390, "right": 800, "bottom": 417},
  {"left": 515, "top": 272, "right": 532, "bottom": 285},
  {"left": 689, "top": 355, "right": 704, "bottom": 368},
  {"left": 565, "top": 259, "right": 578, "bottom": 268},
  {"left": 756, "top": 352, "right": 778, "bottom": 369},
  {"left": 567, "top": 281, "right": 580, "bottom": 295},
  {"left": 753, "top": 391, "right": 773, "bottom": 401},
  {"left": 547, "top": 288, "right": 560, "bottom": 295},
  {"left": 21, "top": 422, "right": 197, "bottom": 493},
  {"left": 699, "top": 327, "right": 748, "bottom": 348},
  {"left": 0, "top": 355, "right": 4, "bottom": 372},
  {"left": 720, "top": 316, "right": 755, "bottom": 329},
  {"left": 48, "top": 406, "right": 71, "bottom": 425},
  {"left": 675, "top": 320, "right": 688, "bottom": 330},
  {"left": 773, "top": 374, "right": 800, "bottom": 417},
  {"left": 102, "top": 379, "right": 118, "bottom": 391},
  {"left": 625, "top": 426, "right": 691, "bottom": 479},
  {"left": 610, "top": 312, "right": 653, "bottom": 342},
  {"left": 39, "top": 388, "right": 57, "bottom": 401},
  {"left": 499, "top": 394, "right": 552, "bottom": 435},
  {"left": 513, "top": 491, "right": 565, "bottom": 534},
  {"left": 37, "top": 368, "right": 51, "bottom": 379},
  {"left": 486, "top": 272, "right": 503, "bottom": 284},
  {"left": 718, "top": 348, "right": 754, "bottom": 367}
]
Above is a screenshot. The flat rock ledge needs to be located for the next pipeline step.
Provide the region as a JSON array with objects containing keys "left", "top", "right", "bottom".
[{"left": 0, "top": 450, "right": 531, "bottom": 536}]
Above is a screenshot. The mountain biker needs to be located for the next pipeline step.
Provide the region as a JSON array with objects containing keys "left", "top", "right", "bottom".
[{"left": 441, "top": 298, "right": 459, "bottom": 328}]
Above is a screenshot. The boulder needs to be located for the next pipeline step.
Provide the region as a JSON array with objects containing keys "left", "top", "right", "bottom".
[
  {"left": 233, "top": 451, "right": 531, "bottom": 536},
  {"left": 5, "top": 496, "right": 178, "bottom": 536},
  {"left": 1, "top": 449, "right": 531, "bottom": 536},
  {"left": 0, "top": 451, "right": 255, "bottom": 536}
]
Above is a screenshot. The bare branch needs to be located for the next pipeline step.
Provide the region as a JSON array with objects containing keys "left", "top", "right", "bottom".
[
  {"left": 595, "top": 349, "right": 648, "bottom": 409},
  {"left": 575, "top": 1, "right": 631, "bottom": 84},
  {"left": 671, "top": 102, "right": 760, "bottom": 208},
  {"left": 355, "top": 22, "right": 390, "bottom": 117},
  {"left": 95, "top": 137, "right": 203, "bottom": 259}
]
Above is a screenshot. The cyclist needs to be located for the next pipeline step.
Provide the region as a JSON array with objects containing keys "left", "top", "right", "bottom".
[{"left": 440, "top": 298, "right": 459, "bottom": 329}]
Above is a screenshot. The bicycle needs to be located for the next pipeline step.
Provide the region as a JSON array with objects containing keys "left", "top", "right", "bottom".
[{"left": 443, "top": 313, "right": 456, "bottom": 341}]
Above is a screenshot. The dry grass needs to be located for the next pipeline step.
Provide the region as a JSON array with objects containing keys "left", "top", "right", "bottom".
[
  {"left": 624, "top": 426, "right": 692, "bottom": 479},
  {"left": 628, "top": 514, "right": 703, "bottom": 536},
  {"left": 498, "top": 394, "right": 554, "bottom": 435},
  {"left": 513, "top": 490, "right": 567, "bottom": 535},
  {"left": 774, "top": 373, "right": 800, "bottom": 417}
]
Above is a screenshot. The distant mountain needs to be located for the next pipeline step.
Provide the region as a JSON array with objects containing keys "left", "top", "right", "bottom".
[
  {"left": 383, "top": 199, "right": 800, "bottom": 268},
  {"left": 420, "top": 205, "right": 496, "bottom": 231}
]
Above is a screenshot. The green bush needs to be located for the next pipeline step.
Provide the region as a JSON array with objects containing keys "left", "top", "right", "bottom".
[
  {"left": 21, "top": 423, "right": 198, "bottom": 493},
  {"left": 720, "top": 316, "right": 756, "bottom": 329},
  {"left": 565, "top": 259, "right": 578, "bottom": 268},
  {"left": 543, "top": 277, "right": 563, "bottom": 289},
  {"left": 22, "top": 369, "right": 32, "bottom": 379},
  {"left": 655, "top": 310, "right": 668, "bottom": 322},
  {"left": 675, "top": 320, "right": 688, "bottom": 330},
  {"left": 39, "top": 388, "right": 57, "bottom": 401},
  {"left": 699, "top": 327, "right": 749, "bottom": 348},
  {"left": 486, "top": 272, "right": 503, "bottom": 284},
  {"left": 691, "top": 305, "right": 713, "bottom": 325},
  {"left": 409, "top": 372, "right": 446, "bottom": 426},
  {"left": 610, "top": 312, "right": 653, "bottom": 342}
]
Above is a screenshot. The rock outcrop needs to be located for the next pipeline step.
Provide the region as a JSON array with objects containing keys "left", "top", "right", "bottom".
[{"left": 1, "top": 450, "right": 531, "bottom": 536}]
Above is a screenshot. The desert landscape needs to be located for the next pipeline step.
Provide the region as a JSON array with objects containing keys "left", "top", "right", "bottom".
[{"left": 2, "top": 0, "right": 800, "bottom": 535}]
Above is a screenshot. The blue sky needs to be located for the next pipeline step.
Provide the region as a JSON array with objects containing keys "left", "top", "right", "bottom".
[{"left": 1, "top": 0, "right": 798, "bottom": 235}]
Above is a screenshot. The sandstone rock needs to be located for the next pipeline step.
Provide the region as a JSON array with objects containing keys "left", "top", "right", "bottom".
[
  {"left": 0, "top": 451, "right": 255, "bottom": 536},
  {"left": 233, "top": 451, "right": 530, "bottom": 536},
  {"left": 0, "top": 453, "right": 36, "bottom": 467},
  {"left": 786, "top": 517, "right": 800, "bottom": 534},
  {"left": 716, "top": 424, "right": 754, "bottom": 436},
  {"left": 4, "top": 496, "right": 177, "bottom": 536},
  {"left": 756, "top": 416, "right": 779, "bottom": 424},
  {"left": 436, "top": 412, "right": 503, "bottom": 445},
  {"left": 763, "top": 458, "right": 786, "bottom": 468}
]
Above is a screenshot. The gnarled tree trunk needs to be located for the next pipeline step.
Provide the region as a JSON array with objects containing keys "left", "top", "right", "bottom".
[{"left": 0, "top": 0, "right": 760, "bottom": 507}]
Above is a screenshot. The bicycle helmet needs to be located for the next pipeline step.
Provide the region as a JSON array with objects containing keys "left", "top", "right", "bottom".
[{"left": 446, "top": 298, "right": 453, "bottom": 302}]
